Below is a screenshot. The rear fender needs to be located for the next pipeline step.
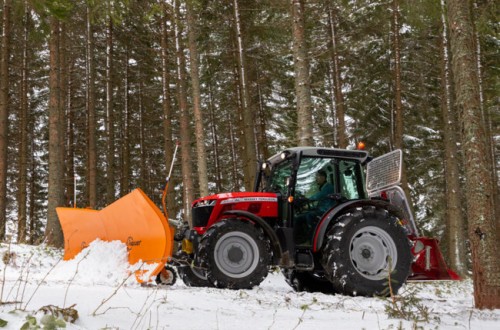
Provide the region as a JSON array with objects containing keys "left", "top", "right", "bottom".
[
  {"left": 223, "top": 210, "right": 282, "bottom": 264},
  {"left": 312, "top": 199, "right": 406, "bottom": 252}
]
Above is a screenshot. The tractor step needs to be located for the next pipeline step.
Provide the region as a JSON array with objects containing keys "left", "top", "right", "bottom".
[{"left": 295, "top": 250, "right": 314, "bottom": 271}]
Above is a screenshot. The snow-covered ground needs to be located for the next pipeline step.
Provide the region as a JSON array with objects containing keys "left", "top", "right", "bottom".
[{"left": 1, "top": 241, "right": 499, "bottom": 330}]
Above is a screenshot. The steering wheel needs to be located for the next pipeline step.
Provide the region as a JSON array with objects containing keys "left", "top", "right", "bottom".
[{"left": 293, "top": 192, "right": 315, "bottom": 213}]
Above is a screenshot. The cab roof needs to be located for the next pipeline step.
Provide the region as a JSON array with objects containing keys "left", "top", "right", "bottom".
[{"left": 267, "top": 147, "right": 369, "bottom": 165}]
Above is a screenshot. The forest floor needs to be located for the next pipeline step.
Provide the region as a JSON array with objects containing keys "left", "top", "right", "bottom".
[{"left": 1, "top": 241, "right": 499, "bottom": 330}]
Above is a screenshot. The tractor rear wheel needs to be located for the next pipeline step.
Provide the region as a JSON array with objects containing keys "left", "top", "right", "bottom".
[
  {"left": 197, "top": 220, "right": 271, "bottom": 289},
  {"left": 321, "top": 207, "right": 411, "bottom": 297}
]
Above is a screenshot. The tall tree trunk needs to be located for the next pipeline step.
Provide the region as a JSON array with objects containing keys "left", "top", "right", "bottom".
[
  {"left": 17, "top": 1, "right": 29, "bottom": 243},
  {"left": 138, "top": 69, "right": 147, "bottom": 193},
  {"left": 207, "top": 82, "right": 222, "bottom": 191},
  {"left": 391, "top": 0, "right": 412, "bottom": 203},
  {"left": 186, "top": 1, "right": 209, "bottom": 197},
  {"left": 121, "top": 47, "right": 130, "bottom": 197},
  {"left": 439, "top": 0, "right": 467, "bottom": 277},
  {"left": 233, "top": 0, "right": 257, "bottom": 190},
  {"left": 256, "top": 77, "right": 270, "bottom": 160},
  {"left": 328, "top": 5, "right": 347, "bottom": 149},
  {"left": 231, "top": 39, "right": 245, "bottom": 191},
  {"left": 45, "top": 17, "right": 64, "bottom": 247},
  {"left": 174, "top": 0, "right": 194, "bottom": 222},
  {"left": 292, "top": 0, "right": 313, "bottom": 146},
  {"left": 472, "top": 1, "right": 498, "bottom": 232},
  {"left": 160, "top": 3, "right": 176, "bottom": 218},
  {"left": 29, "top": 140, "right": 37, "bottom": 244},
  {"left": 65, "top": 56, "right": 75, "bottom": 207},
  {"left": 392, "top": 0, "right": 403, "bottom": 151},
  {"left": 59, "top": 23, "right": 67, "bottom": 205},
  {"left": 446, "top": 0, "right": 500, "bottom": 309},
  {"left": 228, "top": 116, "right": 239, "bottom": 191},
  {"left": 105, "top": 17, "right": 115, "bottom": 204},
  {"left": 0, "top": 0, "right": 11, "bottom": 240},
  {"left": 327, "top": 63, "right": 338, "bottom": 146},
  {"left": 86, "top": 5, "right": 97, "bottom": 208}
]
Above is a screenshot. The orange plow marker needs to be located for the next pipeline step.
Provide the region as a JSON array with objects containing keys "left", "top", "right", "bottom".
[{"left": 56, "top": 189, "right": 174, "bottom": 283}]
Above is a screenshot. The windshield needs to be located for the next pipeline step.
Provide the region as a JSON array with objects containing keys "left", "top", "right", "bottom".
[
  {"left": 263, "top": 158, "right": 293, "bottom": 195},
  {"left": 261, "top": 155, "right": 366, "bottom": 200}
]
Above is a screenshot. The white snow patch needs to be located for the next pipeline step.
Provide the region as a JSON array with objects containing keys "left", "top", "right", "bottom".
[{"left": 1, "top": 242, "right": 500, "bottom": 329}]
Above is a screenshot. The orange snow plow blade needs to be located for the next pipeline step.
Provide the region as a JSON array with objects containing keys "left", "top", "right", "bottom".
[{"left": 56, "top": 189, "right": 174, "bottom": 283}]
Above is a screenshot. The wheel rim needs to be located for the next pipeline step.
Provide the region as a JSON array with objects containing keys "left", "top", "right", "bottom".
[
  {"left": 191, "top": 266, "right": 208, "bottom": 280},
  {"left": 158, "top": 269, "right": 175, "bottom": 285},
  {"left": 214, "top": 231, "right": 260, "bottom": 279},
  {"left": 349, "top": 226, "right": 398, "bottom": 280}
]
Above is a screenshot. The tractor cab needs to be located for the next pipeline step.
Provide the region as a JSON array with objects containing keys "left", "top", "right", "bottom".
[{"left": 256, "top": 147, "right": 370, "bottom": 245}]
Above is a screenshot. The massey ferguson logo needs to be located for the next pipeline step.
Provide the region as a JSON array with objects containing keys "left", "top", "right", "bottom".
[
  {"left": 220, "top": 197, "right": 278, "bottom": 204},
  {"left": 126, "top": 236, "right": 142, "bottom": 251}
]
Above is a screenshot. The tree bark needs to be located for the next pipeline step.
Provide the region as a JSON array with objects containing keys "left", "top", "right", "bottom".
[
  {"left": 228, "top": 115, "right": 240, "bottom": 191},
  {"left": 207, "top": 82, "right": 222, "bottom": 191},
  {"left": 231, "top": 38, "right": 245, "bottom": 191},
  {"left": 59, "top": 23, "right": 70, "bottom": 208},
  {"left": 0, "top": 0, "right": 11, "bottom": 240},
  {"left": 256, "top": 76, "right": 270, "bottom": 160},
  {"left": 17, "top": 0, "right": 29, "bottom": 243},
  {"left": 233, "top": 0, "right": 257, "bottom": 190},
  {"left": 472, "top": 1, "right": 498, "bottom": 236},
  {"left": 292, "top": 0, "right": 313, "bottom": 146},
  {"left": 439, "top": 0, "right": 467, "bottom": 277},
  {"left": 138, "top": 69, "right": 148, "bottom": 193},
  {"left": 390, "top": 0, "right": 412, "bottom": 207},
  {"left": 86, "top": 5, "right": 97, "bottom": 208},
  {"left": 65, "top": 48, "right": 75, "bottom": 207},
  {"left": 45, "top": 17, "right": 64, "bottom": 247},
  {"left": 120, "top": 47, "right": 131, "bottom": 197},
  {"left": 446, "top": 0, "right": 500, "bottom": 309},
  {"left": 186, "top": 1, "right": 209, "bottom": 197},
  {"left": 105, "top": 17, "right": 115, "bottom": 204},
  {"left": 160, "top": 3, "right": 176, "bottom": 218},
  {"left": 327, "top": 5, "right": 347, "bottom": 149},
  {"left": 392, "top": 0, "right": 403, "bottom": 151},
  {"left": 174, "top": 0, "right": 195, "bottom": 222}
]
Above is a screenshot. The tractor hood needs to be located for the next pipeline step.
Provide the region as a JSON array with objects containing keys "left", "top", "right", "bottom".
[{"left": 191, "top": 192, "right": 279, "bottom": 234}]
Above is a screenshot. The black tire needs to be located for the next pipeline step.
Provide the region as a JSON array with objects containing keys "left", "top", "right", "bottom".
[
  {"left": 178, "top": 264, "right": 212, "bottom": 287},
  {"left": 321, "top": 207, "right": 412, "bottom": 297},
  {"left": 196, "top": 220, "right": 271, "bottom": 289},
  {"left": 282, "top": 269, "right": 336, "bottom": 294},
  {"left": 155, "top": 264, "right": 177, "bottom": 286}
]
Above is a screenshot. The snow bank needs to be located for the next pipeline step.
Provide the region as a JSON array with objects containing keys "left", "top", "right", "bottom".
[{"left": 1, "top": 240, "right": 157, "bottom": 287}]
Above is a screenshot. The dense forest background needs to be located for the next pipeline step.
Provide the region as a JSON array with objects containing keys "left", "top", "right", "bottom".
[{"left": 0, "top": 0, "right": 498, "bottom": 283}]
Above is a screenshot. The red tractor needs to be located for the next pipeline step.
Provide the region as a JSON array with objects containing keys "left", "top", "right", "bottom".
[{"left": 173, "top": 147, "right": 458, "bottom": 296}]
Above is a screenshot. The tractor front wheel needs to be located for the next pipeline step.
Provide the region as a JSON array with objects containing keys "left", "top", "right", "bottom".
[
  {"left": 178, "top": 264, "right": 212, "bottom": 287},
  {"left": 197, "top": 220, "right": 271, "bottom": 289},
  {"left": 321, "top": 207, "right": 412, "bottom": 297}
]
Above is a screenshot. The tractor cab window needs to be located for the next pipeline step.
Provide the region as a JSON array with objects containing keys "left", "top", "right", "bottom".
[
  {"left": 294, "top": 157, "right": 336, "bottom": 199},
  {"left": 265, "top": 158, "right": 293, "bottom": 196},
  {"left": 338, "top": 160, "right": 366, "bottom": 200}
]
